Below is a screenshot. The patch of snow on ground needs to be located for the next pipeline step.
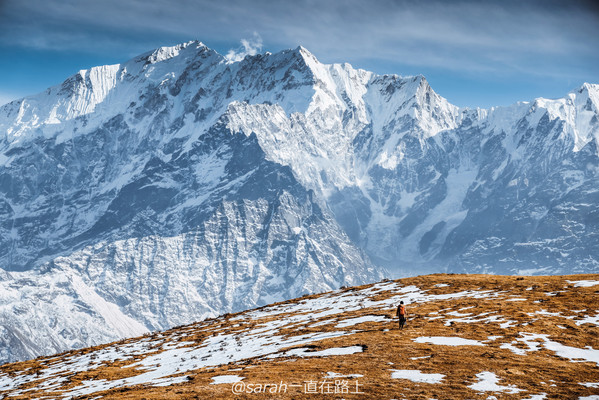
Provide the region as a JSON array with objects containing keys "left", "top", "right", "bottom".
[
  {"left": 390, "top": 369, "right": 444, "bottom": 383},
  {"left": 211, "top": 375, "right": 244, "bottom": 384},
  {"left": 575, "top": 313, "right": 599, "bottom": 326},
  {"left": 532, "top": 309, "right": 562, "bottom": 317},
  {"left": 279, "top": 345, "right": 363, "bottom": 358},
  {"left": 500, "top": 333, "right": 599, "bottom": 365},
  {"left": 468, "top": 371, "right": 523, "bottom": 393},
  {"left": 500, "top": 332, "right": 544, "bottom": 355},
  {"left": 522, "top": 394, "right": 547, "bottom": 400},
  {"left": 308, "top": 319, "right": 335, "bottom": 328},
  {"left": 325, "top": 372, "right": 363, "bottom": 378},
  {"left": 500, "top": 320, "right": 518, "bottom": 329},
  {"left": 542, "top": 337, "right": 599, "bottom": 365},
  {"left": 580, "top": 383, "right": 599, "bottom": 388},
  {"left": 413, "top": 336, "right": 485, "bottom": 346},
  {"left": 67, "top": 379, "right": 118, "bottom": 397},
  {"left": 567, "top": 280, "right": 599, "bottom": 287},
  {"left": 336, "top": 315, "right": 387, "bottom": 328},
  {"left": 500, "top": 343, "right": 527, "bottom": 356},
  {"left": 447, "top": 311, "right": 473, "bottom": 317},
  {"left": 426, "top": 316, "right": 444, "bottom": 320},
  {"left": 151, "top": 376, "right": 189, "bottom": 387},
  {"left": 410, "top": 355, "right": 431, "bottom": 360}
]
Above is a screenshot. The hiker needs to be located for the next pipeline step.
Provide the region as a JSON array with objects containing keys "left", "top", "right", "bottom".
[{"left": 396, "top": 301, "right": 407, "bottom": 329}]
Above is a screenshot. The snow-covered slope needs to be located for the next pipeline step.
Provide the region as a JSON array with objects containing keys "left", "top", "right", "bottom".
[
  {"left": 0, "top": 41, "right": 598, "bottom": 364},
  {"left": 1, "top": 274, "right": 598, "bottom": 399}
]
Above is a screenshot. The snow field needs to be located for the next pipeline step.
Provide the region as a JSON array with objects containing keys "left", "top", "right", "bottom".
[
  {"left": 468, "top": 371, "right": 524, "bottom": 394},
  {"left": 413, "top": 336, "right": 486, "bottom": 346}
]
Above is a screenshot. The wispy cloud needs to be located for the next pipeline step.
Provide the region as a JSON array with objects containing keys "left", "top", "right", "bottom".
[
  {"left": 225, "top": 33, "right": 263, "bottom": 63},
  {"left": 1, "top": 0, "right": 597, "bottom": 78},
  {"left": 0, "top": 0, "right": 597, "bottom": 107}
]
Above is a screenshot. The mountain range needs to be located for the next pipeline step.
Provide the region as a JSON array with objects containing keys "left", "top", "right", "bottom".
[{"left": 0, "top": 40, "right": 597, "bottom": 364}]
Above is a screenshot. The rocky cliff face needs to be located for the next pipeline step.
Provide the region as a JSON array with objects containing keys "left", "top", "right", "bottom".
[{"left": 0, "top": 41, "right": 597, "bottom": 363}]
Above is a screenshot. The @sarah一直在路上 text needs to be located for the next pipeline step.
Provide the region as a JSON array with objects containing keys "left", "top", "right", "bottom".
[{"left": 231, "top": 379, "right": 364, "bottom": 394}]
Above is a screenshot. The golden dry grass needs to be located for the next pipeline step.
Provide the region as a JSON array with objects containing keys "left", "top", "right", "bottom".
[{"left": 1, "top": 274, "right": 598, "bottom": 399}]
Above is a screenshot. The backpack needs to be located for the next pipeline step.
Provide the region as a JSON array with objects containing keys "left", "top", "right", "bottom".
[{"left": 398, "top": 305, "right": 406, "bottom": 316}]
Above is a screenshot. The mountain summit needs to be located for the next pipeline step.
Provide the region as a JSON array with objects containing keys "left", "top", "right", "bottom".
[{"left": 0, "top": 42, "right": 598, "bottom": 364}]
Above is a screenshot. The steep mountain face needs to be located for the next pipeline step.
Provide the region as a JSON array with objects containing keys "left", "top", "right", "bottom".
[
  {"left": 0, "top": 41, "right": 598, "bottom": 364},
  {"left": 224, "top": 49, "right": 599, "bottom": 275},
  {"left": 0, "top": 42, "right": 381, "bottom": 364},
  {"left": 0, "top": 123, "right": 376, "bottom": 363},
  {"left": 353, "top": 83, "right": 599, "bottom": 275}
]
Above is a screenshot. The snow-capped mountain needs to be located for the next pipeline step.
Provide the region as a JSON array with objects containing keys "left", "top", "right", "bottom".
[{"left": 0, "top": 41, "right": 598, "bottom": 364}]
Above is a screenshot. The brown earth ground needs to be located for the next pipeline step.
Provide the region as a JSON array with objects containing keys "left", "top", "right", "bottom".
[{"left": 1, "top": 274, "right": 598, "bottom": 399}]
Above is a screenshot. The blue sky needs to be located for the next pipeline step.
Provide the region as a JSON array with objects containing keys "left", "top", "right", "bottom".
[{"left": 0, "top": 0, "right": 598, "bottom": 109}]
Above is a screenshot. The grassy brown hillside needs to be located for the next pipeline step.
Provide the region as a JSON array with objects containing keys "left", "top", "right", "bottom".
[{"left": 1, "top": 274, "right": 598, "bottom": 399}]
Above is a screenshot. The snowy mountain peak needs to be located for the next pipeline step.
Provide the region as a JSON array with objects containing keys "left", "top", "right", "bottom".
[
  {"left": 578, "top": 82, "right": 599, "bottom": 94},
  {"left": 522, "top": 82, "right": 599, "bottom": 152},
  {"left": 294, "top": 44, "right": 312, "bottom": 57},
  {"left": 138, "top": 40, "right": 210, "bottom": 64},
  {"left": 572, "top": 82, "right": 599, "bottom": 112},
  {"left": 570, "top": 82, "right": 599, "bottom": 152}
]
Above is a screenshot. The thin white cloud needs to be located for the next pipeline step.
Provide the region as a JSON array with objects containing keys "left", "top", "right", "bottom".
[
  {"left": 1, "top": 0, "right": 596, "bottom": 80},
  {"left": 0, "top": 0, "right": 597, "bottom": 107},
  {"left": 262, "top": 0, "right": 599, "bottom": 77},
  {"left": 225, "top": 32, "right": 263, "bottom": 63}
]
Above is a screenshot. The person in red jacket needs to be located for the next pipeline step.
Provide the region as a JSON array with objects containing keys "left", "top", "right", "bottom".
[{"left": 396, "top": 301, "right": 407, "bottom": 329}]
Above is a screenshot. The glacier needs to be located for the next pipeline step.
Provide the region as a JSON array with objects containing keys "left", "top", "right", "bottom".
[{"left": 0, "top": 40, "right": 598, "bottom": 364}]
